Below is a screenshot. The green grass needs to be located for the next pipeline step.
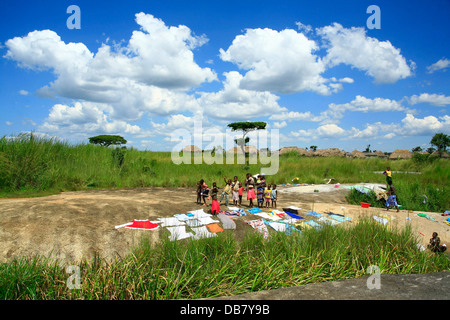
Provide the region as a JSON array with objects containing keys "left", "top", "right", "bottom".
[
  {"left": 1, "top": 134, "right": 449, "bottom": 210},
  {"left": 0, "top": 218, "right": 448, "bottom": 300}
]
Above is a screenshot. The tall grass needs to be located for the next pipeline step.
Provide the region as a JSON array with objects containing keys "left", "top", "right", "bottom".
[
  {"left": 1, "top": 134, "right": 448, "bottom": 210},
  {"left": 0, "top": 218, "right": 448, "bottom": 300}
]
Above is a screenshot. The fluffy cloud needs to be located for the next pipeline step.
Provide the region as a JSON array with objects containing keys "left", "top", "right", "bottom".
[
  {"left": 219, "top": 28, "right": 334, "bottom": 95},
  {"left": 290, "top": 123, "right": 346, "bottom": 141},
  {"left": 406, "top": 93, "right": 450, "bottom": 107},
  {"left": 39, "top": 102, "right": 142, "bottom": 139},
  {"left": 329, "top": 95, "right": 405, "bottom": 113},
  {"left": 269, "top": 111, "right": 323, "bottom": 122},
  {"left": 401, "top": 114, "right": 450, "bottom": 135},
  {"left": 4, "top": 13, "right": 216, "bottom": 123},
  {"left": 288, "top": 113, "right": 449, "bottom": 143},
  {"left": 317, "top": 23, "right": 413, "bottom": 83},
  {"left": 197, "top": 71, "right": 287, "bottom": 120},
  {"left": 427, "top": 58, "right": 450, "bottom": 73}
]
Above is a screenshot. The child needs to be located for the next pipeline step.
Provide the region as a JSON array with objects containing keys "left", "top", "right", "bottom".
[
  {"left": 383, "top": 167, "right": 392, "bottom": 187},
  {"left": 256, "top": 175, "right": 265, "bottom": 208},
  {"left": 220, "top": 177, "right": 232, "bottom": 206},
  {"left": 238, "top": 182, "right": 243, "bottom": 207},
  {"left": 271, "top": 184, "right": 277, "bottom": 208},
  {"left": 428, "top": 232, "right": 447, "bottom": 253},
  {"left": 199, "top": 179, "right": 209, "bottom": 207},
  {"left": 196, "top": 180, "right": 202, "bottom": 204},
  {"left": 385, "top": 180, "right": 399, "bottom": 212},
  {"left": 208, "top": 182, "right": 220, "bottom": 215},
  {"left": 264, "top": 184, "right": 271, "bottom": 208},
  {"left": 246, "top": 173, "right": 255, "bottom": 208},
  {"left": 231, "top": 176, "right": 240, "bottom": 206}
]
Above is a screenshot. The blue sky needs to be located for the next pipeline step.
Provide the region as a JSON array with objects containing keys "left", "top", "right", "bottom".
[{"left": 1, "top": 0, "right": 449, "bottom": 152}]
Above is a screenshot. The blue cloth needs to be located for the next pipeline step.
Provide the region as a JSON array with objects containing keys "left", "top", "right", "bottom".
[
  {"left": 285, "top": 211, "right": 304, "bottom": 220},
  {"left": 328, "top": 214, "right": 352, "bottom": 223},
  {"left": 386, "top": 195, "right": 398, "bottom": 207},
  {"left": 305, "top": 220, "right": 323, "bottom": 229},
  {"left": 248, "top": 208, "right": 262, "bottom": 214},
  {"left": 303, "top": 211, "right": 323, "bottom": 217}
]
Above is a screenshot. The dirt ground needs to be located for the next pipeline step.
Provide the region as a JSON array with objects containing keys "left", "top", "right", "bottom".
[{"left": 0, "top": 184, "right": 449, "bottom": 264}]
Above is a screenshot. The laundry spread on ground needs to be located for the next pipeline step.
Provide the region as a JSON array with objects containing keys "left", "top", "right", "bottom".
[
  {"left": 245, "top": 219, "right": 269, "bottom": 239},
  {"left": 115, "top": 219, "right": 160, "bottom": 230},
  {"left": 115, "top": 204, "right": 357, "bottom": 241}
]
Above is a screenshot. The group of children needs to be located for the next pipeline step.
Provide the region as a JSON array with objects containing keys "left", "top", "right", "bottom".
[{"left": 196, "top": 174, "right": 278, "bottom": 215}]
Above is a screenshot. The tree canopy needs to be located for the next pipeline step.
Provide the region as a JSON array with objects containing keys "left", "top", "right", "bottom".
[
  {"left": 227, "top": 122, "right": 267, "bottom": 133},
  {"left": 430, "top": 132, "right": 449, "bottom": 156},
  {"left": 88, "top": 135, "right": 127, "bottom": 147}
]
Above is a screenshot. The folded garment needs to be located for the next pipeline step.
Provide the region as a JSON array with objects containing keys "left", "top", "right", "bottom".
[
  {"left": 248, "top": 208, "right": 262, "bottom": 214},
  {"left": 305, "top": 220, "right": 322, "bottom": 229},
  {"left": 225, "top": 208, "right": 246, "bottom": 216},
  {"left": 263, "top": 220, "right": 300, "bottom": 236},
  {"left": 263, "top": 219, "right": 286, "bottom": 233},
  {"left": 325, "top": 211, "right": 345, "bottom": 217},
  {"left": 174, "top": 213, "right": 193, "bottom": 221},
  {"left": 296, "top": 221, "right": 312, "bottom": 230},
  {"left": 218, "top": 212, "right": 236, "bottom": 229},
  {"left": 328, "top": 214, "right": 352, "bottom": 223},
  {"left": 254, "top": 212, "right": 282, "bottom": 221},
  {"left": 317, "top": 216, "right": 340, "bottom": 225},
  {"left": 285, "top": 211, "right": 304, "bottom": 220},
  {"left": 187, "top": 209, "right": 212, "bottom": 219},
  {"left": 283, "top": 207, "right": 299, "bottom": 215},
  {"left": 281, "top": 217, "right": 302, "bottom": 226},
  {"left": 227, "top": 206, "right": 240, "bottom": 211},
  {"left": 186, "top": 219, "right": 202, "bottom": 227},
  {"left": 372, "top": 216, "right": 388, "bottom": 225},
  {"left": 197, "top": 216, "right": 219, "bottom": 225},
  {"left": 115, "top": 220, "right": 160, "bottom": 230},
  {"left": 283, "top": 223, "right": 301, "bottom": 235},
  {"left": 302, "top": 211, "right": 323, "bottom": 217},
  {"left": 157, "top": 217, "right": 186, "bottom": 227},
  {"left": 206, "top": 223, "right": 224, "bottom": 233},
  {"left": 191, "top": 226, "right": 217, "bottom": 240},
  {"left": 268, "top": 211, "right": 285, "bottom": 218},
  {"left": 245, "top": 219, "right": 269, "bottom": 239},
  {"left": 166, "top": 226, "right": 193, "bottom": 241}
]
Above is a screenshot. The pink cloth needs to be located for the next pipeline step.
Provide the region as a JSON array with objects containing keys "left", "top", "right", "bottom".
[{"left": 247, "top": 188, "right": 255, "bottom": 200}]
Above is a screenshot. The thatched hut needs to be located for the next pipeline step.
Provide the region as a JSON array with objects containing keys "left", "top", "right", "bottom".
[
  {"left": 182, "top": 145, "right": 202, "bottom": 153},
  {"left": 279, "top": 146, "right": 308, "bottom": 156},
  {"left": 389, "top": 150, "right": 412, "bottom": 160},
  {"left": 351, "top": 150, "right": 366, "bottom": 158},
  {"left": 226, "top": 145, "right": 259, "bottom": 154},
  {"left": 314, "top": 148, "right": 346, "bottom": 157}
]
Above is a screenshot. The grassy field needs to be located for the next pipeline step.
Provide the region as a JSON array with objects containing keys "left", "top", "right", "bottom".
[
  {"left": 0, "top": 134, "right": 449, "bottom": 300},
  {"left": 1, "top": 133, "right": 449, "bottom": 211},
  {"left": 1, "top": 218, "right": 449, "bottom": 300}
]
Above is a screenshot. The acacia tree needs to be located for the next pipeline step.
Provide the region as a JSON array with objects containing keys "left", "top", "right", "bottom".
[
  {"left": 227, "top": 121, "right": 267, "bottom": 161},
  {"left": 430, "top": 132, "right": 449, "bottom": 157},
  {"left": 88, "top": 135, "right": 127, "bottom": 147}
]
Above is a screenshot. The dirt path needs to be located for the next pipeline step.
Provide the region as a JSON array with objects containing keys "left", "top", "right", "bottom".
[{"left": 0, "top": 185, "right": 448, "bottom": 264}]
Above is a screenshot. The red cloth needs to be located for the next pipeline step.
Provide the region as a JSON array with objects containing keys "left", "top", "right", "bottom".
[
  {"left": 211, "top": 200, "right": 220, "bottom": 213},
  {"left": 123, "top": 220, "right": 159, "bottom": 230}
]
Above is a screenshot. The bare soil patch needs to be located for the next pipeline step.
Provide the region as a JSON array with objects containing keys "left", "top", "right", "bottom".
[{"left": 0, "top": 185, "right": 448, "bottom": 264}]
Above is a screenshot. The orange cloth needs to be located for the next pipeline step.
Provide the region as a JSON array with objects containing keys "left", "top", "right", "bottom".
[{"left": 206, "top": 223, "right": 224, "bottom": 233}]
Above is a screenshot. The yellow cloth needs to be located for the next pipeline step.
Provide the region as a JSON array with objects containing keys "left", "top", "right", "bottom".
[{"left": 223, "top": 184, "right": 232, "bottom": 194}]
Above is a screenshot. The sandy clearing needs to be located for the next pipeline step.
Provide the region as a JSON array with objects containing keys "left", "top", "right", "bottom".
[{"left": 0, "top": 185, "right": 448, "bottom": 264}]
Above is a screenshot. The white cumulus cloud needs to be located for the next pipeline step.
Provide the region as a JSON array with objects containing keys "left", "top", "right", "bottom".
[{"left": 317, "top": 23, "right": 413, "bottom": 83}]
